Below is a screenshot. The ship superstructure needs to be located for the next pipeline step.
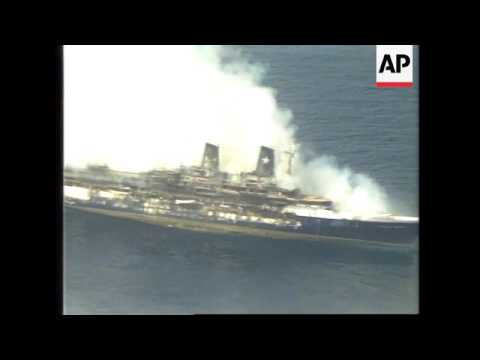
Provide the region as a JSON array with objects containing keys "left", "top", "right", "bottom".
[{"left": 64, "top": 143, "right": 418, "bottom": 244}]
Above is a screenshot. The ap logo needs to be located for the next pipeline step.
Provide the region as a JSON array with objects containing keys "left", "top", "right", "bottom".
[{"left": 376, "top": 45, "right": 413, "bottom": 88}]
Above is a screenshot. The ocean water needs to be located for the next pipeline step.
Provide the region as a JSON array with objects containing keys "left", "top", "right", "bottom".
[{"left": 63, "top": 45, "right": 419, "bottom": 314}]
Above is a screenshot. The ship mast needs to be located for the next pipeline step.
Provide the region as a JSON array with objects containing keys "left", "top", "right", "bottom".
[{"left": 284, "top": 151, "right": 295, "bottom": 175}]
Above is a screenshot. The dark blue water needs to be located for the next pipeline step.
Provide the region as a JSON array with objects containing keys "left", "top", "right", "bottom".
[{"left": 63, "top": 46, "right": 419, "bottom": 314}]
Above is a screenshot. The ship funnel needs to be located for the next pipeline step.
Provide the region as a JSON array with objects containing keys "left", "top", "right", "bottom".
[
  {"left": 255, "top": 146, "right": 275, "bottom": 177},
  {"left": 201, "top": 143, "right": 219, "bottom": 171}
]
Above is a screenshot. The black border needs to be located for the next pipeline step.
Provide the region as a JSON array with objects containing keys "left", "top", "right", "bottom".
[{"left": 57, "top": 46, "right": 64, "bottom": 317}]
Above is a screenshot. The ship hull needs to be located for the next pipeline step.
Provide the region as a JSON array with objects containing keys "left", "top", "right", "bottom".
[
  {"left": 65, "top": 200, "right": 418, "bottom": 246},
  {"left": 291, "top": 215, "right": 418, "bottom": 244}
]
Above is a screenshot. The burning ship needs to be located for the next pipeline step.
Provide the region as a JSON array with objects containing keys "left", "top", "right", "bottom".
[{"left": 64, "top": 143, "right": 418, "bottom": 245}]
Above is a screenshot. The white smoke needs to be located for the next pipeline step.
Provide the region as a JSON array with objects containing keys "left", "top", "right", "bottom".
[
  {"left": 64, "top": 45, "right": 391, "bottom": 217},
  {"left": 287, "top": 156, "right": 390, "bottom": 216}
]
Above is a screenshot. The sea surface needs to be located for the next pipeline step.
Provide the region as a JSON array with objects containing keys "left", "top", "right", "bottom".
[{"left": 63, "top": 45, "right": 419, "bottom": 314}]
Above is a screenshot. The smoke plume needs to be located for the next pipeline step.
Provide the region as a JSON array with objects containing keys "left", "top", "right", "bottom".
[{"left": 64, "top": 45, "right": 391, "bottom": 217}]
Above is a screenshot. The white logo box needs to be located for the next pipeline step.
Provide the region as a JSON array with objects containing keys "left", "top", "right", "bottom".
[{"left": 376, "top": 45, "right": 413, "bottom": 88}]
